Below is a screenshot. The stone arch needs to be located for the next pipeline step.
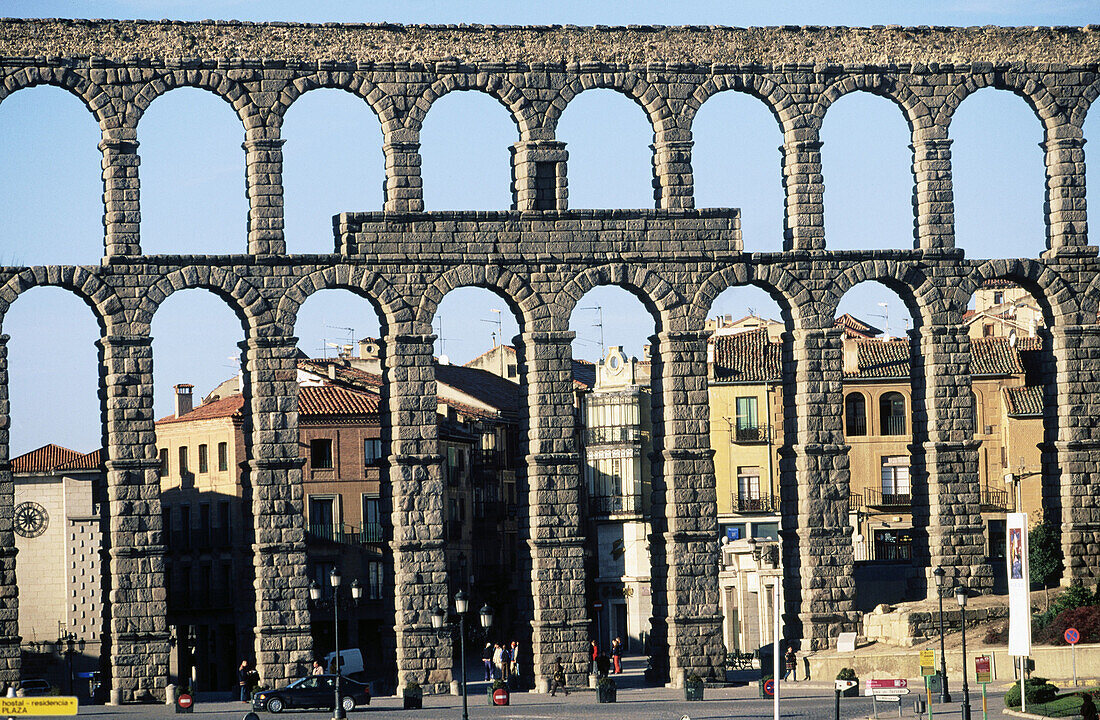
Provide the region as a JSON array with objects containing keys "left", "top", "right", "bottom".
[
  {"left": 682, "top": 73, "right": 792, "bottom": 131},
  {"left": 276, "top": 265, "right": 411, "bottom": 337},
  {"left": 956, "top": 259, "right": 1078, "bottom": 326},
  {"left": 810, "top": 74, "right": 932, "bottom": 132},
  {"left": 544, "top": 72, "right": 674, "bottom": 138},
  {"left": 690, "top": 263, "right": 810, "bottom": 329},
  {"left": 130, "top": 267, "right": 271, "bottom": 336},
  {"left": 555, "top": 264, "right": 682, "bottom": 332},
  {"left": 274, "top": 72, "right": 396, "bottom": 134},
  {"left": 416, "top": 265, "right": 545, "bottom": 332},
  {"left": 939, "top": 73, "right": 1061, "bottom": 133},
  {"left": 128, "top": 68, "right": 256, "bottom": 130},
  {"left": 405, "top": 73, "right": 538, "bottom": 138},
  {"left": 1070, "top": 75, "right": 1100, "bottom": 127},
  {"left": 0, "top": 267, "right": 118, "bottom": 334},
  {"left": 1081, "top": 273, "right": 1100, "bottom": 321},
  {"left": 0, "top": 65, "right": 115, "bottom": 129},
  {"left": 826, "top": 260, "right": 945, "bottom": 327}
]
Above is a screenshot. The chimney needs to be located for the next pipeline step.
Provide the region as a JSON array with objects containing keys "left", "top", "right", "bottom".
[
  {"left": 328, "top": 363, "right": 337, "bottom": 381},
  {"left": 174, "top": 384, "right": 194, "bottom": 418},
  {"left": 842, "top": 337, "right": 860, "bottom": 375}
]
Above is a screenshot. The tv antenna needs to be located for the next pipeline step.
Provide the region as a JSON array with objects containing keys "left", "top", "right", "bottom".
[
  {"left": 481, "top": 308, "right": 503, "bottom": 348},
  {"left": 579, "top": 305, "right": 605, "bottom": 359}
]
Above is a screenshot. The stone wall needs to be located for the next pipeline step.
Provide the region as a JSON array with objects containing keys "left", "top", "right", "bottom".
[{"left": 0, "top": 19, "right": 1094, "bottom": 699}]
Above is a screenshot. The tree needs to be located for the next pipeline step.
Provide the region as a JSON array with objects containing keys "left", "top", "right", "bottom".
[{"left": 1029, "top": 520, "right": 1063, "bottom": 588}]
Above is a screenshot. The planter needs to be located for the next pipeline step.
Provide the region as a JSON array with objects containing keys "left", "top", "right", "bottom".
[
  {"left": 402, "top": 688, "right": 422, "bottom": 710},
  {"left": 488, "top": 687, "right": 510, "bottom": 706},
  {"left": 596, "top": 683, "right": 617, "bottom": 703},
  {"left": 685, "top": 682, "right": 704, "bottom": 701}
]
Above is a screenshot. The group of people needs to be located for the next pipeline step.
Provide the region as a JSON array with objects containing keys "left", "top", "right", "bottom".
[
  {"left": 482, "top": 641, "right": 520, "bottom": 682},
  {"left": 589, "top": 638, "right": 625, "bottom": 676},
  {"left": 237, "top": 660, "right": 260, "bottom": 702}
]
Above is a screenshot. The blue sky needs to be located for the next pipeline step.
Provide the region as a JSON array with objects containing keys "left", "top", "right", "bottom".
[{"left": 0, "top": 0, "right": 1096, "bottom": 455}]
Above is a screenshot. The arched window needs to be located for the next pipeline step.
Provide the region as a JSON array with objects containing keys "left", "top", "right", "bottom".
[
  {"left": 845, "top": 393, "right": 867, "bottom": 436},
  {"left": 970, "top": 390, "right": 980, "bottom": 432},
  {"left": 880, "top": 392, "right": 906, "bottom": 436}
]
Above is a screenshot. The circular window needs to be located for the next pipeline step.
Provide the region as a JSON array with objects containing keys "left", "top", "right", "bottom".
[
  {"left": 14, "top": 501, "right": 48, "bottom": 538},
  {"left": 607, "top": 352, "right": 623, "bottom": 373}
]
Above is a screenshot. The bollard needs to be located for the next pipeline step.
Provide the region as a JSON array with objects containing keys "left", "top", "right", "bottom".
[{"left": 835, "top": 688, "right": 841, "bottom": 720}]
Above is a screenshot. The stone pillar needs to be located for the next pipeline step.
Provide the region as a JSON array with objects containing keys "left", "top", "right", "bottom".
[
  {"left": 100, "top": 128, "right": 141, "bottom": 257},
  {"left": 911, "top": 130, "right": 955, "bottom": 250},
  {"left": 510, "top": 141, "right": 568, "bottom": 211},
  {"left": 0, "top": 335, "right": 19, "bottom": 683},
  {"left": 911, "top": 325, "right": 990, "bottom": 590},
  {"left": 380, "top": 332, "right": 451, "bottom": 689},
  {"left": 99, "top": 334, "right": 169, "bottom": 702},
  {"left": 783, "top": 326, "right": 856, "bottom": 649},
  {"left": 652, "top": 139, "right": 694, "bottom": 210},
  {"left": 1050, "top": 325, "right": 1100, "bottom": 582},
  {"left": 1042, "top": 130, "right": 1087, "bottom": 252},
  {"left": 649, "top": 330, "right": 724, "bottom": 685},
  {"left": 239, "top": 337, "right": 312, "bottom": 685},
  {"left": 780, "top": 130, "right": 825, "bottom": 251},
  {"left": 243, "top": 129, "right": 286, "bottom": 255},
  {"left": 517, "top": 330, "right": 588, "bottom": 689},
  {"left": 383, "top": 131, "right": 424, "bottom": 213}
]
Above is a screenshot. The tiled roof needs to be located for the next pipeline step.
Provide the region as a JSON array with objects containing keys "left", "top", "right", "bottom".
[
  {"left": 572, "top": 359, "right": 596, "bottom": 390},
  {"left": 1004, "top": 385, "right": 1043, "bottom": 416},
  {"left": 55, "top": 448, "right": 103, "bottom": 471},
  {"left": 157, "top": 393, "right": 244, "bottom": 424},
  {"left": 300, "top": 360, "right": 384, "bottom": 389},
  {"left": 435, "top": 363, "right": 520, "bottom": 413},
  {"left": 298, "top": 385, "right": 380, "bottom": 416},
  {"left": 12, "top": 444, "right": 84, "bottom": 473},
  {"left": 850, "top": 338, "right": 910, "bottom": 378},
  {"left": 712, "top": 329, "right": 782, "bottom": 382},
  {"left": 835, "top": 314, "right": 882, "bottom": 338},
  {"left": 969, "top": 338, "right": 1024, "bottom": 376}
]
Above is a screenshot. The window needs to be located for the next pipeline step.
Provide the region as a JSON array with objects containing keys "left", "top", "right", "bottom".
[
  {"left": 364, "top": 438, "right": 383, "bottom": 465},
  {"left": 873, "top": 529, "right": 912, "bottom": 562},
  {"left": 880, "top": 456, "right": 911, "bottom": 503},
  {"left": 993, "top": 291, "right": 1004, "bottom": 305},
  {"left": 983, "top": 323, "right": 995, "bottom": 337},
  {"left": 162, "top": 506, "right": 172, "bottom": 547},
  {"left": 216, "top": 501, "right": 231, "bottom": 546},
  {"left": 879, "top": 392, "right": 906, "bottom": 435},
  {"left": 178, "top": 446, "right": 189, "bottom": 474},
  {"left": 308, "top": 497, "right": 336, "bottom": 539},
  {"left": 309, "top": 561, "right": 336, "bottom": 600},
  {"left": 179, "top": 505, "right": 191, "bottom": 550},
  {"left": 988, "top": 519, "right": 1007, "bottom": 561},
  {"left": 310, "top": 438, "right": 334, "bottom": 469},
  {"left": 368, "top": 560, "right": 384, "bottom": 600},
  {"left": 217, "top": 442, "right": 228, "bottom": 472},
  {"left": 199, "top": 504, "right": 211, "bottom": 548},
  {"left": 845, "top": 393, "right": 867, "bottom": 436},
  {"left": 159, "top": 448, "right": 169, "bottom": 476},
  {"left": 734, "top": 396, "right": 760, "bottom": 441},
  {"left": 362, "top": 495, "right": 382, "bottom": 542}
]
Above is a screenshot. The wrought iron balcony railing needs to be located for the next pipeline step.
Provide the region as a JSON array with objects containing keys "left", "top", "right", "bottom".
[{"left": 863, "top": 488, "right": 911, "bottom": 508}]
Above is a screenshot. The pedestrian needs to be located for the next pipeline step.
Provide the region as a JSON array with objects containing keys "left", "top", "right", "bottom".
[
  {"left": 238, "top": 660, "right": 253, "bottom": 702},
  {"left": 311, "top": 660, "right": 324, "bottom": 676},
  {"left": 550, "top": 656, "right": 569, "bottom": 697},
  {"left": 492, "top": 643, "right": 504, "bottom": 680},
  {"left": 510, "top": 640, "right": 520, "bottom": 680},
  {"left": 783, "top": 646, "right": 797, "bottom": 681},
  {"left": 482, "top": 643, "right": 493, "bottom": 681},
  {"left": 1081, "top": 693, "right": 1098, "bottom": 720},
  {"left": 501, "top": 642, "right": 511, "bottom": 682},
  {"left": 590, "top": 640, "right": 599, "bottom": 674},
  {"left": 611, "top": 637, "right": 623, "bottom": 674}
]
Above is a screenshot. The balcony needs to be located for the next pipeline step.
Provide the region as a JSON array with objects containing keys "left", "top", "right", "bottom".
[
  {"left": 589, "top": 494, "right": 644, "bottom": 517},
  {"left": 863, "top": 488, "right": 911, "bottom": 508},
  {"left": 731, "top": 494, "right": 777, "bottom": 513},
  {"left": 847, "top": 493, "right": 863, "bottom": 512},
  {"left": 881, "top": 416, "right": 907, "bottom": 436},
  {"left": 733, "top": 425, "right": 766, "bottom": 443},
  {"left": 584, "top": 426, "right": 642, "bottom": 446},
  {"left": 981, "top": 489, "right": 1010, "bottom": 512},
  {"left": 306, "top": 522, "right": 385, "bottom": 547}
]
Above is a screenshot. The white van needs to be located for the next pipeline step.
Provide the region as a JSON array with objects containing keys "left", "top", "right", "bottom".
[{"left": 323, "top": 649, "right": 364, "bottom": 677}]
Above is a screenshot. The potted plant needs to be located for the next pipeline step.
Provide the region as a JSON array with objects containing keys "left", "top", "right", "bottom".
[
  {"left": 684, "top": 673, "right": 704, "bottom": 701},
  {"left": 488, "top": 679, "right": 510, "bottom": 706},
  {"left": 836, "top": 668, "right": 859, "bottom": 698},
  {"left": 402, "top": 680, "right": 423, "bottom": 710},
  {"left": 596, "top": 675, "right": 617, "bottom": 703}
]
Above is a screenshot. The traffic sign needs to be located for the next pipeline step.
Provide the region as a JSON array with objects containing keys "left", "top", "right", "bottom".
[
  {"left": 492, "top": 688, "right": 509, "bottom": 706},
  {"left": 1065, "top": 627, "right": 1080, "bottom": 645},
  {"left": 975, "top": 656, "right": 991, "bottom": 684},
  {"left": 763, "top": 678, "right": 775, "bottom": 697},
  {"left": 593, "top": 602, "right": 603, "bottom": 610},
  {"left": 176, "top": 691, "right": 194, "bottom": 713},
  {"left": 836, "top": 680, "right": 858, "bottom": 691},
  {"left": 0, "top": 697, "right": 78, "bottom": 715},
  {"left": 867, "top": 679, "right": 910, "bottom": 696},
  {"left": 920, "top": 649, "right": 936, "bottom": 676}
]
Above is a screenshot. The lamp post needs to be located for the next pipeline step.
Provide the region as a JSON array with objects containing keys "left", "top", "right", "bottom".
[
  {"left": 431, "top": 591, "right": 493, "bottom": 720},
  {"left": 55, "top": 630, "right": 86, "bottom": 696},
  {"left": 310, "top": 569, "right": 363, "bottom": 720},
  {"left": 956, "top": 585, "right": 972, "bottom": 720},
  {"left": 932, "top": 567, "right": 951, "bottom": 703}
]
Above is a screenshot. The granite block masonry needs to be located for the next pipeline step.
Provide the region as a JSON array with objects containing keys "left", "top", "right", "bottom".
[{"left": 0, "top": 18, "right": 1097, "bottom": 700}]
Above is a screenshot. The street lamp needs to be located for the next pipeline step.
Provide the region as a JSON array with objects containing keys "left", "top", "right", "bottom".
[
  {"left": 932, "top": 568, "right": 951, "bottom": 703},
  {"left": 55, "top": 631, "right": 86, "bottom": 696},
  {"left": 310, "top": 569, "right": 363, "bottom": 720},
  {"left": 956, "top": 585, "right": 972, "bottom": 720},
  {"left": 431, "top": 591, "right": 493, "bottom": 720}
]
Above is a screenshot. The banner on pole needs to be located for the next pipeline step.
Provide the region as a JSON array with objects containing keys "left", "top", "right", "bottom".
[{"left": 1007, "top": 512, "right": 1031, "bottom": 657}]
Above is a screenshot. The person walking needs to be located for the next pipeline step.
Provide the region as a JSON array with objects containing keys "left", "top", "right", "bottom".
[
  {"left": 589, "top": 640, "right": 599, "bottom": 675},
  {"left": 482, "top": 643, "right": 493, "bottom": 681},
  {"left": 311, "top": 660, "right": 324, "bottom": 676},
  {"left": 509, "top": 640, "right": 520, "bottom": 681},
  {"left": 492, "top": 643, "right": 504, "bottom": 681},
  {"left": 550, "top": 657, "right": 569, "bottom": 697},
  {"left": 238, "top": 660, "right": 253, "bottom": 702},
  {"left": 611, "top": 637, "right": 623, "bottom": 674},
  {"left": 783, "top": 646, "right": 797, "bottom": 681},
  {"left": 501, "top": 643, "right": 511, "bottom": 682}
]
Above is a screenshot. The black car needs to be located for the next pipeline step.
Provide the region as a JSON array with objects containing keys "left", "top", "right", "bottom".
[{"left": 252, "top": 674, "right": 370, "bottom": 713}]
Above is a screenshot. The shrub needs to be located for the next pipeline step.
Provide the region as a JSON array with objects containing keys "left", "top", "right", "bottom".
[
  {"left": 596, "top": 675, "right": 617, "bottom": 688},
  {"left": 1005, "top": 677, "right": 1059, "bottom": 708},
  {"left": 837, "top": 667, "right": 857, "bottom": 681},
  {"left": 984, "top": 623, "right": 1008, "bottom": 644},
  {"left": 1034, "top": 605, "right": 1100, "bottom": 645},
  {"left": 1029, "top": 521, "right": 1063, "bottom": 588},
  {"left": 685, "top": 673, "right": 704, "bottom": 686}
]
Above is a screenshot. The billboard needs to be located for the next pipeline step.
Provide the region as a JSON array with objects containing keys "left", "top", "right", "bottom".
[{"left": 1006, "top": 512, "right": 1031, "bottom": 657}]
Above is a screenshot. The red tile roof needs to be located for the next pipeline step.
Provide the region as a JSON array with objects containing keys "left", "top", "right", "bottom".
[
  {"left": 850, "top": 338, "right": 910, "bottom": 378},
  {"left": 835, "top": 314, "right": 882, "bottom": 339},
  {"left": 157, "top": 394, "right": 244, "bottom": 424},
  {"left": 56, "top": 448, "right": 103, "bottom": 471},
  {"left": 1004, "top": 385, "right": 1043, "bottom": 417},
  {"left": 712, "top": 329, "right": 782, "bottom": 382},
  {"left": 298, "top": 385, "right": 380, "bottom": 416},
  {"left": 12, "top": 444, "right": 102, "bottom": 473},
  {"left": 969, "top": 338, "right": 1024, "bottom": 376}
]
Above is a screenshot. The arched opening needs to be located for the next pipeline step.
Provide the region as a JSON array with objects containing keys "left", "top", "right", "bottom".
[
  {"left": 420, "top": 91, "right": 515, "bottom": 211},
  {"left": 151, "top": 288, "right": 250, "bottom": 693},
  {"left": 138, "top": 88, "right": 248, "bottom": 254},
  {"left": 555, "top": 89, "right": 653, "bottom": 209},
  {"left": 820, "top": 91, "right": 913, "bottom": 251},
  {"left": 292, "top": 289, "right": 392, "bottom": 686},
  {"left": 569, "top": 284, "right": 656, "bottom": 671},
  {"left": 845, "top": 393, "right": 867, "bottom": 437},
  {"left": 281, "top": 90, "right": 385, "bottom": 253},
  {"left": 6, "top": 286, "right": 104, "bottom": 695},
  {"left": 879, "top": 391, "right": 907, "bottom": 436},
  {"left": 952, "top": 89, "right": 1046, "bottom": 258},
  {"left": 0, "top": 87, "right": 102, "bottom": 265},
  {"left": 692, "top": 91, "right": 785, "bottom": 251},
  {"left": 1084, "top": 102, "right": 1100, "bottom": 243}
]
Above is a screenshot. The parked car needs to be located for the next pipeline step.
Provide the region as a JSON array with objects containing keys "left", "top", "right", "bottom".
[
  {"left": 18, "top": 679, "right": 56, "bottom": 696},
  {"left": 252, "top": 674, "right": 370, "bottom": 713}
]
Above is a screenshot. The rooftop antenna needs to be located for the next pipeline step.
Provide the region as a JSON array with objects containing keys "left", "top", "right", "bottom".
[
  {"left": 579, "top": 305, "right": 604, "bottom": 359},
  {"left": 434, "top": 314, "right": 454, "bottom": 359},
  {"left": 319, "top": 324, "right": 355, "bottom": 359},
  {"left": 481, "top": 309, "right": 503, "bottom": 348},
  {"left": 871, "top": 301, "right": 890, "bottom": 339}
]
